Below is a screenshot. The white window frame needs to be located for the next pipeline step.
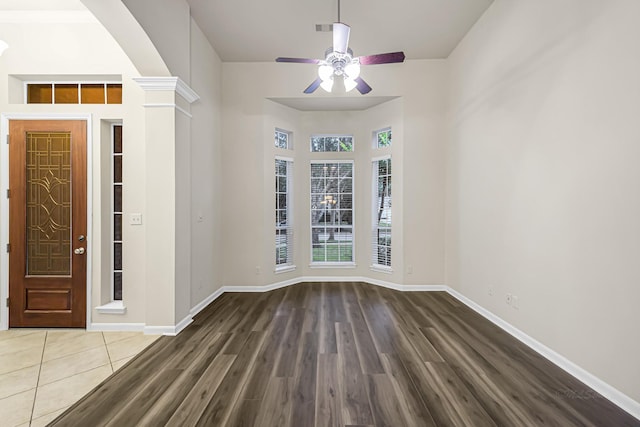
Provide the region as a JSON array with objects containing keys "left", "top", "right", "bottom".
[
  {"left": 373, "top": 127, "right": 392, "bottom": 149},
  {"left": 371, "top": 155, "right": 392, "bottom": 272},
  {"left": 275, "top": 128, "right": 293, "bottom": 150},
  {"left": 310, "top": 134, "right": 354, "bottom": 152},
  {"left": 275, "top": 156, "right": 295, "bottom": 272},
  {"left": 310, "top": 160, "right": 355, "bottom": 267}
]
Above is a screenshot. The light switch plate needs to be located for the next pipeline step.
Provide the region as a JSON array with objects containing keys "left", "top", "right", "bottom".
[{"left": 130, "top": 213, "right": 142, "bottom": 225}]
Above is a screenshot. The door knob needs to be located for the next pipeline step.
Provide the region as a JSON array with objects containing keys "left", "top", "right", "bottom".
[{"left": 74, "top": 247, "right": 85, "bottom": 255}]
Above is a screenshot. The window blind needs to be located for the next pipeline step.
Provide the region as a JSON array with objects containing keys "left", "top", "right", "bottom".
[
  {"left": 372, "top": 157, "right": 391, "bottom": 267},
  {"left": 311, "top": 161, "right": 354, "bottom": 263},
  {"left": 276, "top": 158, "right": 293, "bottom": 266}
]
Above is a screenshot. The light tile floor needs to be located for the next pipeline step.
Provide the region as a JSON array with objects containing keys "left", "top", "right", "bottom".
[{"left": 0, "top": 329, "right": 159, "bottom": 427}]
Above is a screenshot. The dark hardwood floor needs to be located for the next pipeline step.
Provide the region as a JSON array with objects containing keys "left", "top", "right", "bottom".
[{"left": 51, "top": 282, "right": 639, "bottom": 426}]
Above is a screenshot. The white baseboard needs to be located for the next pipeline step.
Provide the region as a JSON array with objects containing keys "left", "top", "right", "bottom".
[
  {"left": 92, "top": 318, "right": 192, "bottom": 336},
  {"left": 88, "top": 322, "right": 144, "bottom": 332},
  {"left": 446, "top": 288, "right": 640, "bottom": 421},
  {"left": 142, "top": 314, "right": 193, "bottom": 336},
  {"left": 143, "top": 325, "right": 176, "bottom": 336},
  {"left": 170, "top": 314, "right": 193, "bottom": 336},
  {"left": 219, "top": 277, "right": 446, "bottom": 294},
  {"left": 219, "top": 282, "right": 291, "bottom": 293},
  {"left": 190, "top": 287, "right": 225, "bottom": 317}
]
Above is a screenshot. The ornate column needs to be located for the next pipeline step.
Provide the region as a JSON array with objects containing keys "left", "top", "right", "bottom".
[{"left": 133, "top": 77, "right": 199, "bottom": 333}]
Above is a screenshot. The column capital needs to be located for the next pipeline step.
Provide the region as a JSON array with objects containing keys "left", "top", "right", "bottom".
[{"left": 133, "top": 76, "right": 199, "bottom": 104}]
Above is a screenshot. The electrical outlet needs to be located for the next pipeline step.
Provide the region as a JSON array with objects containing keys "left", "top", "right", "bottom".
[
  {"left": 488, "top": 287, "right": 495, "bottom": 296},
  {"left": 506, "top": 293, "right": 512, "bottom": 305},
  {"left": 255, "top": 266, "right": 261, "bottom": 275},
  {"left": 512, "top": 295, "right": 519, "bottom": 309},
  {"left": 407, "top": 265, "right": 413, "bottom": 274}
]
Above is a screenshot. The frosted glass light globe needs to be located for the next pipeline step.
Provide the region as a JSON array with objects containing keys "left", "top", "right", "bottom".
[
  {"left": 344, "top": 61, "right": 360, "bottom": 79},
  {"left": 344, "top": 78, "right": 357, "bottom": 92},
  {"left": 318, "top": 64, "right": 334, "bottom": 81},
  {"left": 0, "top": 40, "right": 8, "bottom": 56},
  {"left": 320, "top": 78, "right": 334, "bottom": 92}
]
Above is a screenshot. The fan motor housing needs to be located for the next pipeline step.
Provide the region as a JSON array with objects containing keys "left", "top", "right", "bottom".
[{"left": 325, "top": 47, "right": 353, "bottom": 75}]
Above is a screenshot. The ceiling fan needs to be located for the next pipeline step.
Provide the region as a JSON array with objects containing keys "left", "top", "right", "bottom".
[{"left": 275, "top": 0, "right": 405, "bottom": 95}]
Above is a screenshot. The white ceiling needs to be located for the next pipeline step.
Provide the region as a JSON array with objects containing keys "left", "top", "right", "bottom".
[
  {"left": 0, "top": 0, "right": 494, "bottom": 62},
  {"left": 0, "top": 1, "right": 94, "bottom": 23},
  {"left": 0, "top": 0, "right": 493, "bottom": 110},
  {"left": 0, "top": 0, "right": 85, "bottom": 11},
  {"left": 186, "top": 0, "right": 493, "bottom": 62}
]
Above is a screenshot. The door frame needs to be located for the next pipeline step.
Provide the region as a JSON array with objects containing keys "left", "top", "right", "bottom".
[{"left": 1, "top": 113, "right": 93, "bottom": 330}]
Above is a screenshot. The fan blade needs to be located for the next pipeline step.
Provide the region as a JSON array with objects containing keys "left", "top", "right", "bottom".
[
  {"left": 276, "top": 57, "right": 320, "bottom": 64},
  {"left": 333, "top": 22, "right": 350, "bottom": 54},
  {"left": 354, "top": 77, "right": 372, "bottom": 94},
  {"left": 304, "top": 77, "right": 323, "bottom": 94},
  {"left": 358, "top": 51, "right": 405, "bottom": 65}
]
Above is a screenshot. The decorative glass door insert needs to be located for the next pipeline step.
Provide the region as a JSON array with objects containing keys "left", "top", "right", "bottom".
[{"left": 25, "top": 132, "right": 72, "bottom": 276}]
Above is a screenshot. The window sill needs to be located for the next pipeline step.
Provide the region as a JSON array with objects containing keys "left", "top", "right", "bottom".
[
  {"left": 275, "top": 265, "right": 296, "bottom": 274},
  {"left": 370, "top": 265, "right": 393, "bottom": 274},
  {"left": 96, "top": 301, "right": 126, "bottom": 315},
  {"left": 309, "top": 262, "right": 357, "bottom": 269}
]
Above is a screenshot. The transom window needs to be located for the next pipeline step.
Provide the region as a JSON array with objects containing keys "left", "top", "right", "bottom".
[
  {"left": 311, "top": 135, "right": 353, "bottom": 152},
  {"left": 26, "top": 82, "right": 122, "bottom": 104},
  {"left": 375, "top": 128, "right": 392, "bottom": 148},
  {"left": 310, "top": 161, "right": 354, "bottom": 263},
  {"left": 275, "top": 129, "right": 292, "bottom": 150}
]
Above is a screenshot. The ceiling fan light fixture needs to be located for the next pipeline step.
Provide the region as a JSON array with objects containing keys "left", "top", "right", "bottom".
[
  {"left": 0, "top": 40, "right": 8, "bottom": 56},
  {"left": 318, "top": 64, "right": 334, "bottom": 82},
  {"left": 344, "top": 77, "right": 357, "bottom": 92},
  {"left": 320, "top": 77, "right": 334, "bottom": 92},
  {"left": 344, "top": 60, "right": 360, "bottom": 79},
  {"left": 274, "top": 0, "right": 405, "bottom": 95}
]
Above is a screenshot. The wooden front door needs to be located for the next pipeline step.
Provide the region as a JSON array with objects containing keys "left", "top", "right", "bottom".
[{"left": 9, "top": 120, "right": 87, "bottom": 328}]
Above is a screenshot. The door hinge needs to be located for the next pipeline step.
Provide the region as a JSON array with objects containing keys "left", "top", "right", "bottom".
[
  {"left": 5, "top": 298, "right": 8, "bottom": 308},
  {"left": 6, "top": 243, "right": 10, "bottom": 253},
  {"left": 5, "top": 134, "right": 8, "bottom": 144},
  {"left": 6, "top": 189, "right": 9, "bottom": 199}
]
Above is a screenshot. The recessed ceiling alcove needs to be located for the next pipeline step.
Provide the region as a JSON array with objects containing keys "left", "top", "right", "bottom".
[{"left": 267, "top": 95, "right": 399, "bottom": 112}]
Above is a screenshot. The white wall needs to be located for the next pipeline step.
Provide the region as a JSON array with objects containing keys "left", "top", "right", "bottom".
[
  {"left": 74, "top": 2, "right": 224, "bottom": 329},
  {"left": 0, "top": 9, "right": 148, "bottom": 326},
  {"left": 221, "top": 60, "right": 447, "bottom": 287},
  {"left": 121, "top": 0, "right": 191, "bottom": 82},
  {"left": 189, "top": 18, "right": 224, "bottom": 306},
  {"left": 0, "top": 3, "right": 225, "bottom": 332},
  {"left": 81, "top": 0, "right": 170, "bottom": 78},
  {"left": 447, "top": 0, "right": 640, "bottom": 403},
  {"left": 400, "top": 61, "right": 447, "bottom": 285}
]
